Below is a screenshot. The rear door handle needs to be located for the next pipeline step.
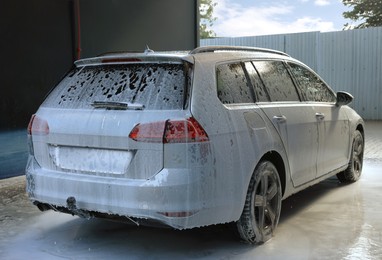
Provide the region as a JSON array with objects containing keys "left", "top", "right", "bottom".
[
  {"left": 315, "top": 113, "right": 325, "bottom": 120},
  {"left": 273, "top": 115, "right": 287, "bottom": 123}
]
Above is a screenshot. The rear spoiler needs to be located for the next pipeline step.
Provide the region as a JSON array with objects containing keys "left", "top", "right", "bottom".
[{"left": 74, "top": 52, "right": 193, "bottom": 67}]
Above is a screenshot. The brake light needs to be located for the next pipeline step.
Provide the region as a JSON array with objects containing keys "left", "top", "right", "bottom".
[
  {"left": 102, "top": 58, "right": 142, "bottom": 63},
  {"left": 27, "top": 114, "right": 49, "bottom": 135},
  {"left": 129, "top": 117, "right": 209, "bottom": 143}
]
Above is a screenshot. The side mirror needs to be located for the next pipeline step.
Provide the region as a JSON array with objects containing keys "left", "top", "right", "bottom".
[{"left": 336, "top": 91, "right": 353, "bottom": 106}]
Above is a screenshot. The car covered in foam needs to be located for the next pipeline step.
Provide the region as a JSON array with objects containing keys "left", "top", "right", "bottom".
[{"left": 26, "top": 46, "right": 364, "bottom": 244}]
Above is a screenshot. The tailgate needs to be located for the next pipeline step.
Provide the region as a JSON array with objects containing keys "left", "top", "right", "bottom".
[{"left": 31, "top": 108, "right": 172, "bottom": 179}]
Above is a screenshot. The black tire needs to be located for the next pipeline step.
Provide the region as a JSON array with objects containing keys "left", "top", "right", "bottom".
[
  {"left": 337, "top": 130, "right": 364, "bottom": 183},
  {"left": 236, "top": 161, "right": 282, "bottom": 244}
]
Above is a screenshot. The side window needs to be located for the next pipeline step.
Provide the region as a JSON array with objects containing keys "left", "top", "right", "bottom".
[
  {"left": 288, "top": 63, "right": 336, "bottom": 103},
  {"left": 253, "top": 61, "right": 300, "bottom": 102},
  {"left": 216, "top": 63, "right": 255, "bottom": 104},
  {"left": 244, "top": 62, "right": 270, "bottom": 102}
]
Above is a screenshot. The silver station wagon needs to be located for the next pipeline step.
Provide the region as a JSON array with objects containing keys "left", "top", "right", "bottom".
[{"left": 26, "top": 46, "right": 364, "bottom": 244}]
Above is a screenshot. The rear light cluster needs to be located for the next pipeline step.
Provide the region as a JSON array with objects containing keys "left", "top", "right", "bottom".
[
  {"left": 27, "top": 114, "right": 49, "bottom": 135},
  {"left": 129, "top": 117, "right": 209, "bottom": 143}
]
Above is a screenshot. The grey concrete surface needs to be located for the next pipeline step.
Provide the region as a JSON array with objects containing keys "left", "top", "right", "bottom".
[{"left": 0, "top": 121, "right": 381, "bottom": 259}]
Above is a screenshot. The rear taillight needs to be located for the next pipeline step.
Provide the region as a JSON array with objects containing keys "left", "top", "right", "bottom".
[
  {"left": 128, "top": 121, "right": 166, "bottom": 143},
  {"left": 129, "top": 117, "right": 209, "bottom": 143},
  {"left": 27, "top": 114, "right": 49, "bottom": 135},
  {"left": 164, "top": 117, "right": 209, "bottom": 143}
]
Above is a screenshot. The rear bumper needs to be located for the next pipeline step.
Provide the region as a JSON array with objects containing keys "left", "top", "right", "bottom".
[{"left": 25, "top": 156, "right": 229, "bottom": 229}]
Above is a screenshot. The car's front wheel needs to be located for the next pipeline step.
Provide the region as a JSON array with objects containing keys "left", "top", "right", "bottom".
[
  {"left": 236, "top": 161, "right": 282, "bottom": 244},
  {"left": 337, "top": 130, "right": 364, "bottom": 183}
]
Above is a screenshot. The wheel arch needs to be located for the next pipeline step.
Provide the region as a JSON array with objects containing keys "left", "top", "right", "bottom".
[
  {"left": 356, "top": 123, "right": 364, "bottom": 138},
  {"left": 260, "top": 151, "right": 286, "bottom": 196},
  {"left": 352, "top": 121, "right": 365, "bottom": 159}
]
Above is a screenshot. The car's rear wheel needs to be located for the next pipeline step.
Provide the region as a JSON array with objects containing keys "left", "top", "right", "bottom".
[
  {"left": 236, "top": 161, "right": 282, "bottom": 244},
  {"left": 337, "top": 130, "right": 364, "bottom": 183}
]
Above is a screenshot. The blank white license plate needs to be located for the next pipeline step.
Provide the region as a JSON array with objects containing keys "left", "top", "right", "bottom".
[{"left": 49, "top": 145, "right": 133, "bottom": 174}]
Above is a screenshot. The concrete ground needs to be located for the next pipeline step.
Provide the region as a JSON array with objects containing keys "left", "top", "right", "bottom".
[{"left": 0, "top": 121, "right": 381, "bottom": 259}]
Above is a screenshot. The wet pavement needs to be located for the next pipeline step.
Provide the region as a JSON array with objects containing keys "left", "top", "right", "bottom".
[{"left": 0, "top": 121, "right": 381, "bottom": 259}]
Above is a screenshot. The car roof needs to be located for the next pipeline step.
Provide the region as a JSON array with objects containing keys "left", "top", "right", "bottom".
[{"left": 74, "top": 46, "right": 295, "bottom": 67}]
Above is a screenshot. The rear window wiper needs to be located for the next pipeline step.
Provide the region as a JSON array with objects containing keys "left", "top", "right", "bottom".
[{"left": 91, "top": 101, "right": 145, "bottom": 110}]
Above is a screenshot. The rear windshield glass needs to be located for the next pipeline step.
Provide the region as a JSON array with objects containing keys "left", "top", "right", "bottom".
[{"left": 43, "top": 63, "right": 190, "bottom": 110}]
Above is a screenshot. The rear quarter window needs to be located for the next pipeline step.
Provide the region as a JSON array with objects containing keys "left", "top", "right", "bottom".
[
  {"left": 244, "top": 62, "right": 270, "bottom": 102},
  {"left": 43, "top": 63, "right": 190, "bottom": 110},
  {"left": 216, "top": 63, "right": 255, "bottom": 104}
]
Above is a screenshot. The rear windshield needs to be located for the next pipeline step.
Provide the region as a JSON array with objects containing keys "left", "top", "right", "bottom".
[{"left": 43, "top": 63, "right": 190, "bottom": 110}]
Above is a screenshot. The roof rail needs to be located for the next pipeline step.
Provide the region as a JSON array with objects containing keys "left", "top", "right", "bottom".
[{"left": 190, "top": 45, "right": 290, "bottom": 57}]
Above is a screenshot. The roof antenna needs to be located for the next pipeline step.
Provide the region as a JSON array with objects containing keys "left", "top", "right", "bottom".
[{"left": 144, "top": 45, "right": 154, "bottom": 54}]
